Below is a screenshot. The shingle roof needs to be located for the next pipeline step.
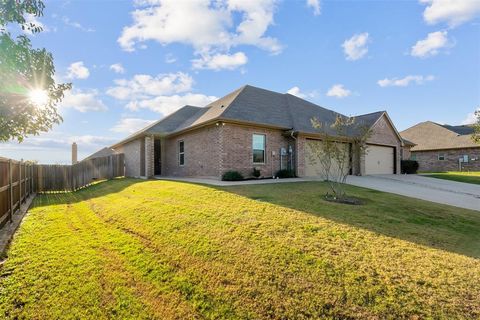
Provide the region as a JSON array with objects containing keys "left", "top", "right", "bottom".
[
  {"left": 439, "top": 124, "right": 474, "bottom": 135},
  {"left": 400, "top": 121, "right": 478, "bottom": 151},
  {"left": 111, "top": 85, "right": 388, "bottom": 148},
  {"left": 83, "top": 147, "right": 118, "bottom": 161},
  {"left": 144, "top": 105, "right": 203, "bottom": 134}
]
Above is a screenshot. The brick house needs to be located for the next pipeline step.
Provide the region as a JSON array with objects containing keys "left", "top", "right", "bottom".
[
  {"left": 401, "top": 121, "right": 480, "bottom": 172},
  {"left": 110, "top": 85, "right": 405, "bottom": 179}
]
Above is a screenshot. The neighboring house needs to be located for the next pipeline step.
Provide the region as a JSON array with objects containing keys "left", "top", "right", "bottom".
[
  {"left": 401, "top": 121, "right": 480, "bottom": 172},
  {"left": 108, "top": 85, "right": 405, "bottom": 179}
]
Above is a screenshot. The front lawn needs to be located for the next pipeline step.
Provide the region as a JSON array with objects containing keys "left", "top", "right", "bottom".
[
  {"left": 0, "top": 179, "right": 479, "bottom": 319},
  {"left": 424, "top": 171, "right": 480, "bottom": 185}
]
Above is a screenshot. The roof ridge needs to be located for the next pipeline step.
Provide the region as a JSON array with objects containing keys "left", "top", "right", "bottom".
[{"left": 356, "top": 110, "right": 385, "bottom": 117}]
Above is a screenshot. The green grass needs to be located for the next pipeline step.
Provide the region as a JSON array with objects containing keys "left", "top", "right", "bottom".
[
  {"left": 0, "top": 179, "right": 479, "bottom": 319},
  {"left": 424, "top": 171, "right": 480, "bottom": 185}
]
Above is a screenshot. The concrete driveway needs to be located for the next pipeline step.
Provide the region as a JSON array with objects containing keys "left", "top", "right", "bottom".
[{"left": 346, "top": 174, "right": 480, "bottom": 211}]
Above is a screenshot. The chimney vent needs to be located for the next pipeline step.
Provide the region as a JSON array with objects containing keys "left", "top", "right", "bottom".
[{"left": 72, "top": 142, "right": 78, "bottom": 164}]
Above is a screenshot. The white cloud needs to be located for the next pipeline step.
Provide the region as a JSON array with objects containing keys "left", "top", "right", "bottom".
[
  {"left": 59, "top": 89, "right": 107, "bottom": 112},
  {"left": 165, "top": 53, "right": 177, "bottom": 64},
  {"left": 411, "top": 30, "right": 450, "bottom": 58},
  {"left": 109, "top": 63, "right": 125, "bottom": 74},
  {"left": 287, "top": 86, "right": 306, "bottom": 98},
  {"left": 1, "top": 128, "right": 118, "bottom": 164},
  {"left": 62, "top": 16, "right": 95, "bottom": 32},
  {"left": 286, "top": 86, "right": 318, "bottom": 99},
  {"left": 462, "top": 108, "right": 479, "bottom": 125},
  {"left": 4, "top": 134, "right": 115, "bottom": 150},
  {"left": 192, "top": 52, "right": 248, "bottom": 70},
  {"left": 107, "top": 72, "right": 217, "bottom": 116},
  {"left": 421, "top": 0, "right": 480, "bottom": 27},
  {"left": 67, "top": 61, "right": 90, "bottom": 79},
  {"left": 326, "top": 84, "right": 351, "bottom": 98},
  {"left": 107, "top": 72, "right": 193, "bottom": 100},
  {"left": 377, "top": 75, "right": 435, "bottom": 87},
  {"left": 307, "top": 0, "right": 321, "bottom": 15},
  {"left": 125, "top": 93, "right": 217, "bottom": 115},
  {"left": 110, "top": 118, "right": 156, "bottom": 134},
  {"left": 342, "top": 32, "right": 370, "bottom": 61},
  {"left": 24, "top": 14, "right": 51, "bottom": 34},
  {"left": 118, "top": 0, "right": 281, "bottom": 69}
]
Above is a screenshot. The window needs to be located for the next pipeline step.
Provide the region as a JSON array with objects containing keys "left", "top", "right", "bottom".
[
  {"left": 463, "top": 155, "right": 469, "bottom": 163},
  {"left": 438, "top": 153, "right": 445, "bottom": 161},
  {"left": 178, "top": 140, "right": 185, "bottom": 166},
  {"left": 410, "top": 154, "right": 416, "bottom": 161},
  {"left": 252, "top": 134, "right": 266, "bottom": 163}
]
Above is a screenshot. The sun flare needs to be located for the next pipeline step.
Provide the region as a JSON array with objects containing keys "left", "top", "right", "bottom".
[{"left": 28, "top": 89, "right": 49, "bottom": 107}]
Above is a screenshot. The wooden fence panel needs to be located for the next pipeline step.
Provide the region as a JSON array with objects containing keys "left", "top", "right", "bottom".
[
  {"left": 0, "top": 158, "right": 35, "bottom": 228},
  {"left": 35, "top": 154, "right": 125, "bottom": 192},
  {"left": 0, "top": 160, "right": 9, "bottom": 228},
  {"left": 0, "top": 154, "right": 124, "bottom": 222}
]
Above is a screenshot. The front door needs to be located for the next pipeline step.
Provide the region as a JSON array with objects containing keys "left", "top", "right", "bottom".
[{"left": 154, "top": 139, "right": 161, "bottom": 175}]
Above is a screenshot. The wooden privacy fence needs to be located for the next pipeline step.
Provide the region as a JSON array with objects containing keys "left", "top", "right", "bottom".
[
  {"left": 0, "top": 154, "right": 125, "bottom": 227},
  {"left": 0, "top": 158, "right": 35, "bottom": 229},
  {"left": 36, "top": 154, "right": 125, "bottom": 192}
]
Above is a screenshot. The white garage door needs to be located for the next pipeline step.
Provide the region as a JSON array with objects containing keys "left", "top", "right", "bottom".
[
  {"left": 365, "top": 145, "right": 394, "bottom": 174},
  {"left": 305, "top": 139, "right": 350, "bottom": 179}
]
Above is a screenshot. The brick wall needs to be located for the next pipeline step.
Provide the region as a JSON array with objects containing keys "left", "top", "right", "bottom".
[
  {"left": 413, "top": 148, "right": 480, "bottom": 172},
  {"left": 162, "top": 122, "right": 295, "bottom": 179},
  {"left": 115, "top": 138, "right": 142, "bottom": 177},
  {"left": 145, "top": 135, "right": 154, "bottom": 177},
  {"left": 402, "top": 146, "right": 412, "bottom": 160},
  {"left": 163, "top": 124, "right": 221, "bottom": 178},
  {"left": 365, "top": 114, "right": 402, "bottom": 174},
  {"left": 296, "top": 135, "right": 306, "bottom": 177},
  {"left": 219, "top": 123, "right": 294, "bottom": 178}
]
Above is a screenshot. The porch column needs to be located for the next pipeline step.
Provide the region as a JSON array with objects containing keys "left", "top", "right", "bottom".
[{"left": 145, "top": 135, "right": 154, "bottom": 178}]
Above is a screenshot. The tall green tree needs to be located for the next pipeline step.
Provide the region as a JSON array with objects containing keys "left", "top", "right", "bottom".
[
  {"left": 472, "top": 109, "right": 480, "bottom": 144},
  {"left": 0, "top": 0, "right": 71, "bottom": 142}
]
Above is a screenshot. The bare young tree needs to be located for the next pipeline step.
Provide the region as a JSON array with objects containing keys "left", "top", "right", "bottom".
[{"left": 308, "top": 115, "right": 371, "bottom": 201}]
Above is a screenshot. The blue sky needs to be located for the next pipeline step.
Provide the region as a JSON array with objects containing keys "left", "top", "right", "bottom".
[{"left": 1, "top": 0, "right": 479, "bottom": 164}]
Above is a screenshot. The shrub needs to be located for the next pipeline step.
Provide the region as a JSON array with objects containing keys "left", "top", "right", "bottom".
[
  {"left": 252, "top": 167, "right": 261, "bottom": 178},
  {"left": 222, "top": 171, "right": 244, "bottom": 181},
  {"left": 401, "top": 160, "right": 419, "bottom": 174},
  {"left": 276, "top": 169, "right": 296, "bottom": 178}
]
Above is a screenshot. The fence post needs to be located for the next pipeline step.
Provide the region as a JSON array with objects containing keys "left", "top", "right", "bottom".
[{"left": 8, "top": 160, "right": 13, "bottom": 223}]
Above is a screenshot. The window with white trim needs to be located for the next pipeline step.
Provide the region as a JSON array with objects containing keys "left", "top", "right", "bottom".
[
  {"left": 438, "top": 153, "right": 445, "bottom": 161},
  {"left": 252, "top": 134, "right": 266, "bottom": 164},
  {"left": 178, "top": 140, "right": 185, "bottom": 166}
]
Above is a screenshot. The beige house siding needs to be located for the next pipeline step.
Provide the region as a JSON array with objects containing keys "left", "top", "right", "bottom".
[{"left": 413, "top": 147, "right": 480, "bottom": 172}]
